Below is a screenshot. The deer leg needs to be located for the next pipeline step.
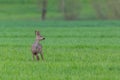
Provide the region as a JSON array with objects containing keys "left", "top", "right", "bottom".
[
  {"left": 36, "top": 54, "right": 40, "bottom": 61},
  {"left": 32, "top": 54, "right": 35, "bottom": 60},
  {"left": 40, "top": 51, "right": 44, "bottom": 60}
]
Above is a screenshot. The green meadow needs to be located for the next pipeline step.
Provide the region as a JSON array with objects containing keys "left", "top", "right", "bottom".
[
  {"left": 0, "top": 21, "right": 120, "bottom": 80},
  {"left": 0, "top": 0, "right": 120, "bottom": 80}
]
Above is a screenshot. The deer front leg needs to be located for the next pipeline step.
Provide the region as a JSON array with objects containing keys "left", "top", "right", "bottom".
[
  {"left": 36, "top": 54, "right": 40, "bottom": 61},
  {"left": 40, "top": 51, "right": 44, "bottom": 60}
]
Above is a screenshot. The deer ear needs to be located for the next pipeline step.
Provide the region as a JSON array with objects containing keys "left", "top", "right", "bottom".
[
  {"left": 37, "top": 31, "right": 40, "bottom": 35},
  {"left": 35, "top": 30, "right": 37, "bottom": 35},
  {"left": 35, "top": 30, "right": 40, "bottom": 35}
]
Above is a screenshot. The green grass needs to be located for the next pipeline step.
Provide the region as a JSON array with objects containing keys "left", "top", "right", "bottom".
[
  {"left": 0, "top": 21, "right": 120, "bottom": 80},
  {"left": 0, "top": 0, "right": 120, "bottom": 79}
]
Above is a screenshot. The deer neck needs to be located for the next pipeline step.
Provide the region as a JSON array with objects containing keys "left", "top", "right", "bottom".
[{"left": 35, "top": 39, "right": 40, "bottom": 45}]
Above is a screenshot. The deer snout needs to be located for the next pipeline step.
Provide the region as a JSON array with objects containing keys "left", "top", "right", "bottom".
[{"left": 43, "top": 37, "right": 45, "bottom": 40}]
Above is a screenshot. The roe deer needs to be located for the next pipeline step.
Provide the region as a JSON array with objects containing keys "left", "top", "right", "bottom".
[{"left": 31, "top": 30, "right": 45, "bottom": 61}]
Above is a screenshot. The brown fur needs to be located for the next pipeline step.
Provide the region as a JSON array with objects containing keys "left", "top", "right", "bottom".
[{"left": 31, "top": 30, "right": 45, "bottom": 61}]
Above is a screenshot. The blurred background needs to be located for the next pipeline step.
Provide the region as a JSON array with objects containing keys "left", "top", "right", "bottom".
[{"left": 0, "top": 0, "right": 120, "bottom": 21}]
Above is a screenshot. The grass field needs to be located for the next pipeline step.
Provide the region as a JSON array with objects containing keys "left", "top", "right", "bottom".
[{"left": 0, "top": 21, "right": 120, "bottom": 80}]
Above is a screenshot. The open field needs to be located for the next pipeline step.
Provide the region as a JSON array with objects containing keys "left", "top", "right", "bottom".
[
  {"left": 0, "top": 21, "right": 120, "bottom": 80},
  {"left": 0, "top": 0, "right": 120, "bottom": 79}
]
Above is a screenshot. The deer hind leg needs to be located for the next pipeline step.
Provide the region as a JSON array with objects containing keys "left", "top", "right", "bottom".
[
  {"left": 36, "top": 54, "right": 40, "bottom": 61},
  {"left": 40, "top": 50, "right": 44, "bottom": 60},
  {"left": 32, "top": 54, "right": 35, "bottom": 60},
  {"left": 32, "top": 52, "right": 36, "bottom": 61}
]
